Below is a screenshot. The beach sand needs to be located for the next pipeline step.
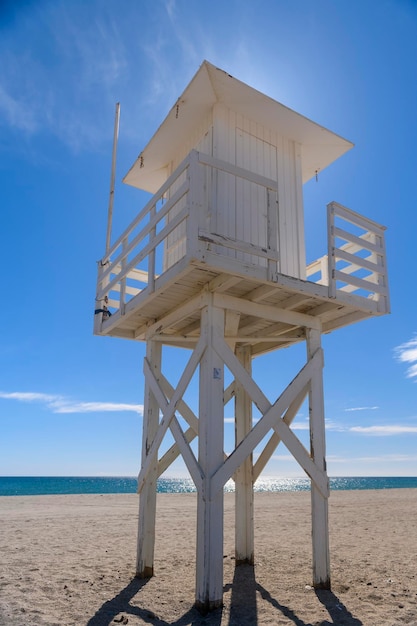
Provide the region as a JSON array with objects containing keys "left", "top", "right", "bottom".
[{"left": 0, "top": 489, "right": 416, "bottom": 625}]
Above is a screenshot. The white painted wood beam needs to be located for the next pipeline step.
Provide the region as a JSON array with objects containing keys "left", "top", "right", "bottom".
[
  {"left": 169, "top": 416, "right": 203, "bottom": 491},
  {"left": 328, "top": 201, "right": 386, "bottom": 235},
  {"left": 213, "top": 293, "right": 321, "bottom": 330},
  {"left": 199, "top": 230, "right": 279, "bottom": 262},
  {"left": 333, "top": 269, "right": 388, "bottom": 296},
  {"left": 238, "top": 319, "right": 300, "bottom": 338},
  {"left": 223, "top": 381, "right": 236, "bottom": 405},
  {"left": 149, "top": 334, "right": 199, "bottom": 344},
  {"left": 145, "top": 292, "right": 208, "bottom": 339},
  {"left": 211, "top": 338, "right": 326, "bottom": 496},
  {"left": 212, "top": 334, "right": 271, "bottom": 416},
  {"left": 307, "top": 328, "right": 330, "bottom": 590},
  {"left": 157, "top": 424, "right": 196, "bottom": 477},
  {"left": 159, "top": 374, "right": 199, "bottom": 433},
  {"left": 244, "top": 283, "right": 281, "bottom": 302},
  {"left": 136, "top": 341, "right": 161, "bottom": 578},
  {"left": 253, "top": 383, "right": 309, "bottom": 481},
  {"left": 198, "top": 152, "right": 278, "bottom": 192},
  {"left": 195, "top": 301, "right": 225, "bottom": 611},
  {"left": 271, "top": 411, "right": 328, "bottom": 498},
  {"left": 234, "top": 345, "right": 254, "bottom": 565},
  {"left": 158, "top": 366, "right": 231, "bottom": 476},
  {"left": 171, "top": 320, "right": 200, "bottom": 336},
  {"left": 233, "top": 336, "right": 304, "bottom": 344},
  {"left": 322, "top": 310, "right": 372, "bottom": 333},
  {"left": 279, "top": 293, "right": 313, "bottom": 310},
  {"left": 208, "top": 273, "right": 242, "bottom": 293},
  {"left": 137, "top": 335, "right": 206, "bottom": 493},
  {"left": 225, "top": 310, "right": 241, "bottom": 350}
]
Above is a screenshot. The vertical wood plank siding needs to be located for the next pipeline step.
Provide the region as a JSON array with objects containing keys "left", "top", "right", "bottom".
[{"left": 164, "top": 103, "right": 305, "bottom": 278}]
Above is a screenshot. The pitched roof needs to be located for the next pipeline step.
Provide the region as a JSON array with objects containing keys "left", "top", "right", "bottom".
[{"left": 123, "top": 60, "right": 353, "bottom": 193}]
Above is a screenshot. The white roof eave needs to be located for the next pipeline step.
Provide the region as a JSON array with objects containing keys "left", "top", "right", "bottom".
[{"left": 123, "top": 61, "right": 353, "bottom": 193}]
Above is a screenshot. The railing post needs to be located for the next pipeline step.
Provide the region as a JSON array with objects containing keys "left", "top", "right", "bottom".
[
  {"left": 327, "top": 202, "right": 336, "bottom": 299},
  {"left": 120, "top": 237, "right": 128, "bottom": 315},
  {"left": 94, "top": 260, "right": 111, "bottom": 334},
  {"left": 267, "top": 188, "right": 279, "bottom": 281},
  {"left": 187, "top": 151, "right": 204, "bottom": 261},
  {"left": 94, "top": 262, "right": 105, "bottom": 334},
  {"left": 148, "top": 202, "right": 156, "bottom": 293},
  {"left": 320, "top": 256, "right": 329, "bottom": 286},
  {"left": 234, "top": 344, "right": 254, "bottom": 565},
  {"left": 372, "top": 230, "right": 390, "bottom": 314}
]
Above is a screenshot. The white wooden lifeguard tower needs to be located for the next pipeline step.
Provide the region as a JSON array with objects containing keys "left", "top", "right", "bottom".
[{"left": 94, "top": 61, "right": 389, "bottom": 612}]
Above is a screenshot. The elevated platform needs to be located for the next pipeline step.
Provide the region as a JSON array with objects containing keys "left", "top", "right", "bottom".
[
  {"left": 96, "top": 253, "right": 387, "bottom": 357},
  {"left": 94, "top": 151, "right": 389, "bottom": 355}
]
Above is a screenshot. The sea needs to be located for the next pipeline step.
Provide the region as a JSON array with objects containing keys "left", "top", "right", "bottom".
[{"left": 1, "top": 476, "right": 416, "bottom": 497}]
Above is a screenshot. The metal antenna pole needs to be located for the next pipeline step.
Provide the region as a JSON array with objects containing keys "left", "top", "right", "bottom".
[{"left": 105, "top": 102, "right": 121, "bottom": 255}]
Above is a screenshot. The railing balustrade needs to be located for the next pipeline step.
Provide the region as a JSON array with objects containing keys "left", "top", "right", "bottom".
[
  {"left": 306, "top": 202, "right": 389, "bottom": 314},
  {"left": 95, "top": 151, "right": 389, "bottom": 324}
]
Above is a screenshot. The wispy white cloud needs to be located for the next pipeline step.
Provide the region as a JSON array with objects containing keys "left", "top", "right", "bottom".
[
  {"left": 0, "top": 3, "right": 132, "bottom": 152},
  {"left": 395, "top": 335, "right": 417, "bottom": 380},
  {"left": 139, "top": 2, "right": 201, "bottom": 113},
  {"left": 350, "top": 425, "right": 417, "bottom": 436},
  {"left": 291, "top": 423, "right": 310, "bottom": 430},
  {"left": 0, "top": 84, "right": 38, "bottom": 133},
  {"left": 0, "top": 391, "right": 143, "bottom": 415},
  {"left": 344, "top": 406, "right": 379, "bottom": 412},
  {"left": 0, "top": 392, "right": 58, "bottom": 403},
  {"left": 53, "top": 401, "right": 143, "bottom": 414},
  {"left": 225, "top": 417, "right": 342, "bottom": 431}
]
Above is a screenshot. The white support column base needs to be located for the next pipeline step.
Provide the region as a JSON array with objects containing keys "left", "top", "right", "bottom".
[
  {"left": 136, "top": 341, "right": 162, "bottom": 579},
  {"left": 195, "top": 301, "right": 225, "bottom": 612},
  {"left": 234, "top": 344, "right": 254, "bottom": 566},
  {"left": 307, "top": 328, "right": 331, "bottom": 590}
]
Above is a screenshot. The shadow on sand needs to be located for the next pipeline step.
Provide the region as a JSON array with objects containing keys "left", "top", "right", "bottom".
[
  {"left": 86, "top": 568, "right": 363, "bottom": 626},
  {"left": 227, "top": 565, "right": 363, "bottom": 626},
  {"left": 85, "top": 576, "right": 221, "bottom": 626}
]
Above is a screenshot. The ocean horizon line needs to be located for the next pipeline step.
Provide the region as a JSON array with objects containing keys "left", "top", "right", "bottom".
[{"left": 1, "top": 475, "right": 417, "bottom": 497}]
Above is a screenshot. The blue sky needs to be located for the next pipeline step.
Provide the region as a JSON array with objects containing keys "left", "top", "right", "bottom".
[{"left": 1, "top": 0, "right": 417, "bottom": 478}]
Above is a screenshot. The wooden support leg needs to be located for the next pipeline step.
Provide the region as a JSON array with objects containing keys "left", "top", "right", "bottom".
[
  {"left": 234, "top": 344, "right": 254, "bottom": 565},
  {"left": 307, "top": 328, "right": 331, "bottom": 589},
  {"left": 136, "top": 341, "right": 162, "bottom": 578},
  {"left": 195, "top": 302, "right": 225, "bottom": 612}
]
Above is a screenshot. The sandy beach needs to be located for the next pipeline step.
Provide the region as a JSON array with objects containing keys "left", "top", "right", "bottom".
[{"left": 0, "top": 489, "right": 416, "bottom": 625}]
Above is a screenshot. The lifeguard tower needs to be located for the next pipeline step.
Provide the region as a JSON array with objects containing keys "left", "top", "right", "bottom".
[{"left": 94, "top": 61, "right": 389, "bottom": 611}]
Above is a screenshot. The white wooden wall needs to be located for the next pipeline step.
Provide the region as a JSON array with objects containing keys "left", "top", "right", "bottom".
[
  {"left": 164, "top": 117, "right": 213, "bottom": 270},
  {"left": 164, "top": 103, "right": 306, "bottom": 279}
]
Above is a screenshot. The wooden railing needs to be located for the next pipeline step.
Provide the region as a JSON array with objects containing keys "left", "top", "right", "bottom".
[
  {"left": 95, "top": 152, "right": 389, "bottom": 325},
  {"left": 306, "top": 202, "right": 389, "bottom": 313},
  {"left": 95, "top": 150, "right": 280, "bottom": 319},
  {"left": 95, "top": 151, "right": 194, "bottom": 318}
]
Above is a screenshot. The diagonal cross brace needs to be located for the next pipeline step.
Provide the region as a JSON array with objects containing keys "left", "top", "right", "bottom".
[
  {"left": 137, "top": 334, "right": 206, "bottom": 493},
  {"left": 144, "top": 369, "right": 203, "bottom": 488},
  {"left": 159, "top": 373, "right": 199, "bottom": 433},
  {"left": 158, "top": 424, "right": 197, "bottom": 478},
  {"left": 211, "top": 335, "right": 328, "bottom": 498},
  {"left": 158, "top": 373, "right": 232, "bottom": 477},
  {"left": 253, "top": 383, "right": 310, "bottom": 481},
  {"left": 169, "top": 416, "right": 203, "bottom": 491}
]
